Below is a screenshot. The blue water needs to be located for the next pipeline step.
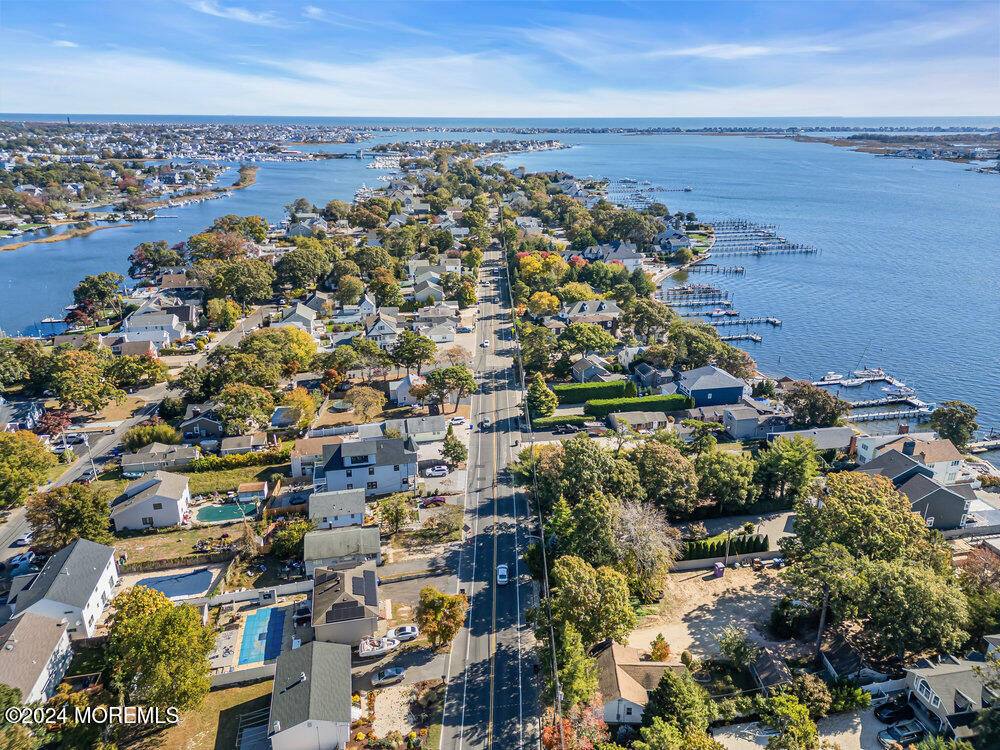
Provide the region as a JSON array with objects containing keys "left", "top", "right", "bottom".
[
  {"left": 1, "top": 117, "right": 997, "bottom": 444},
  {"left": 238, "top": 606, "right": 285, "bottom": 665}
]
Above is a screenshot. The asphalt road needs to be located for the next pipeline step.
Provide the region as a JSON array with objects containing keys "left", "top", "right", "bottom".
[{"left": 439, "top": 245, "right": 540, "bottom": 750}]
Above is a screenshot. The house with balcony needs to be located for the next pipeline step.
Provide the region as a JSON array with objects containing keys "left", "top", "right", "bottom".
[
  {"left": 315, "top": 436, "right": 418, "bottom": 497},
  {"left": 905, "top": 653, "right": 995, "bottom": 742}
]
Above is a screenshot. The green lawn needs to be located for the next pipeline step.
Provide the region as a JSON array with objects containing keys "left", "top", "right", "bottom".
[
  {"left": 114, "top": 524, "right": 240, "bottom": 564},
  {"left": 180, "top": 462, "right": 290, "bottom": 495},
  {"left": 65, "top": 645, "right": 106, "bottom": 677},
  {"left": 419, "top": 680, "right": 446, "bottom": 749},
  {"left": 392, "top": 506, "right": 463, "bottom": 549}
]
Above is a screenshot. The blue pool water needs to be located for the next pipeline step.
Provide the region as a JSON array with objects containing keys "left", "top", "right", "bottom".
[{"left": 238, "top": 607, "right": 285, "bottom": 665}]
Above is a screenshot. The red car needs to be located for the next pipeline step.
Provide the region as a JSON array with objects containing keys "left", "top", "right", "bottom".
[{"left": 419, "top": 496, "right": 447, "bottom": 508}]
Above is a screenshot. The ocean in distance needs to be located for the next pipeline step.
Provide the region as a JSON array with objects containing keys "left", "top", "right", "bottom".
[{"left": 1, "top": 116, "right": 997, "bottom": 454}]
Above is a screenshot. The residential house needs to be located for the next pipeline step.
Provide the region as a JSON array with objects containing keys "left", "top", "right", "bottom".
[
  {"left": 8, "top": 538, "right": 118, "bottom": 638},
  {"left": 617, "top": 345, "right": 647, "bottom": 369},
  {"left": 857, "top": 449, "right": 933, "bottom": 485},
  {"left": 332, "top": 293, "right": 378, "bottom": 324},
  {"left": 0, "top": 395, "right": 43, "bottom": 432},
  {"left": 267, "top": 641, "right": 352, "bottom": 750},
  {"left": 662, "top": 365, "right": 746, "bottom": 407},
  {"left": 412, "top": 280, "right": 444, "bottom": 303},
  {"left": 111, "top": 471, "right": 190, "bottom": 531},
  {"left": 857, "top": 450, "right": 972, "bottom": 530},
  {"left": 179, "top": 402, "right": 224, "bottom": 439},
  {"left": 418, "top": 323, "right": 456, "bottom": 343},
  {"left": 905, "top": 654, "right": 995, "bottom": 742},
  {"left": 122, "top": 307, "right": 187, "bottom": 344},
  {"left": 591, "top": 640, "right": 686, "bottom": 726},
  {"left": 120, "top": 442, "right": 199, "bottom": 476},
  {"left": 315, "top": 436, "right": 418, "bottom": 497},
  {"left": 380, "top": 415, "right": 448, "bottom": 443},
  {"left": 608, "top": 411, "right": 674, "bottom": 433},
  {"left": 302, "top": 290, "right": 334, "bottom": 315},
  {"left": 237, "top": 482, "right": 268, "bottom": 503},
  {"left": 365, "top": 311, "right": 401, "bottom": 347},
  {"left": 572, "top": 354, "right": 612, "bottom": 383},
  {"left": 311, "top": 562, "right": 379, "bottom": 646},
  {"left": 220, "top": 432, "right": 268, "bottom": 455},
  {"left": 722, "top": 399, "right": 793, "bottom": 441},
  {"left": 856, "top": 431, "right": 936, "bottom": 463},
  {"left": 417, "top": 302, "right": 460, "bottom": 325},
  {"left": 279, "top": 304, "right": 322, "bottom": 338},
  {"left": 308, "top": 488, "right": 365, "bottom": 529},
  {"left": 750, "top": 648, "right": 793, "bottom": 694},
  {"left": 302, "top": 526, "right": 382, "bottom": 576},
  {"left": 389, "top": 374, "right": 427, "bottom": 406},
  {"left": 0, "top": 614, "right": 73, "bottom": 704},
  {"left": 633, "top": 362, "right": 673, "bottom": 390},
  {"left": 874, "top": 437, "right": 963, "bottom": 484},
  {"left": 768, "top": 426, "right": 854, "bottom": 451},
  {"left": 291, "top": 435, "right": 344, "bottom": 478},
  {"left": 559, "top": 299, "right": 623, "bottom": 329}
]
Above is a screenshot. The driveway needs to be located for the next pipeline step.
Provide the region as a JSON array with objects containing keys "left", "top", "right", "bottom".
[{"left": 714, "top": 708, "right": 885, "bottom": 750}]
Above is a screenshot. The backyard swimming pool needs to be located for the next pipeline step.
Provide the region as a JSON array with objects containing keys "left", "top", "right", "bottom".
[
  {"left": 137, "top": 567, "right": 215, "bottom": 599},
  {"left": 238, "top": 607, "right": 285, "bottom": 665},
  {"left": 196, "top": 502, "right": 256, "bottom": 523}
]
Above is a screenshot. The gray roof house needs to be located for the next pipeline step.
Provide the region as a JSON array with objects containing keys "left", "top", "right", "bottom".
[
  {"left": 302, "top": 525, "right": 382, "bottom": 576},
  {"left": 608, "top": 411, "right": 674, "bottom": 433},
  {"left": 8, "top": 539, "right": 119, "bottom": 638},
  {"left": 267, "top": 641, "right": 352, "bottom": 750},
  {"left": 111, "top": 471, "right": 190, "bottom": 531},
  {"left": 856, "top": 450, "right": 971, "bottom": 530},
  {"left": 317, "top": 436, "right": 418, "bottom": 497},
  {"left": 311, "top": 561, "right": 380, "bottom": 646},
  {"left": 178, "top": 402, "right": 223, "bottom": 439},
  {"left": 856, "top": 449, "right": 934, "bottom": 484},
  {"left": 572, "top": 354, "right": 612, "bottom": 383},
  {"left": 308, "top": 488, "right": 366, "bottom": 529},
  {"left": 381, "top": 415, "right": 448, "bottom": 443},
  {"left": 0, "top": 613, "right": 73, "bottom": 704},
  {"left": 279, "top": 303, "right": 321, "bottom": 337},
  {"left": 121, "top": 442, "right": 199, "bottom": 476},
  {"left": 723, "top": 399, "right": 793, "bottom": 440},
  {"left": 768, "top": 426, "right": 854, "bottom": 451},
  {"left": 664, "top": 365, "right": 746, "bottom": 407},
  {"left": 905, "top": 653, "right": 996, "bottom": 741}
]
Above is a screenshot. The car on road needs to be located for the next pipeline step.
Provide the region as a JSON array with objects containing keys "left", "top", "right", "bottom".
[
  {"left": 419, "top": 496, "right": 447, "bottom": 508},
  {"left": 423, "top": 465, "right": 449, "bottom": 478},
  {"left": 553, "top": 425, "right": 579, "bottom": 435},
  {"left": 13, "top": 532, "right": 31, "bottom": 547},
  {"left": 371, "top": 667, "right": 406, "bottom": 687},
  {"left": 387, "top": 625, "right": 419, "bottom": 642},
  {"left": 496, "top": 564, "right": 509, "bottom": 585},
  {"left": 63, "top": 434, "right": 85, "bottom": 445},
  {"left": 876, "top": 720, "right": 926, "bottom": 748},
  {"left": 76, "top": 468, "right": 99, "bottom": 484},
  {"left": 481, "top": 418, "right": 491, "bottom": 429},
  {"left": 480, "top": 340, "right": 490, "bottom": 348},
  {"left": 874, "top": 701, "right": 914, "bottom": 724}
]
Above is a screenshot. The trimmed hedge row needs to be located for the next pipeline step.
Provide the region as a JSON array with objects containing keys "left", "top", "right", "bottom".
[
  {"left": 683, "top": 534, "right": 769, "bottom": 560},
  {"left": 583, "top": 394, "right": 692, "bottom": 418},
  {"left": 531, "top": 415, "right": 590, "bottom": 428},
  {"left": 188, "top": 445, "right": 292, "bottom": 472},
  {"left": 551, "top": 381, "right": 628, "bottom": 404}
]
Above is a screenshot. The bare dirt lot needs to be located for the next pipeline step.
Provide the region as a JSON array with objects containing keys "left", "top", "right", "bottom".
[{"left": 629, "top": 567, "right": 789, "bottom": 658}]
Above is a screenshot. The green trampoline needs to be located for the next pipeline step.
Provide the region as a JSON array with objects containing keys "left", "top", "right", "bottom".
[{"left": 197, "top": 502, "right": 256, "bottom": 522}]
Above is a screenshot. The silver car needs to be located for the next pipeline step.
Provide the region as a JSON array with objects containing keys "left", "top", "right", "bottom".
[{"left": 372, "top": 667, "right": 406, "bottom": 687}]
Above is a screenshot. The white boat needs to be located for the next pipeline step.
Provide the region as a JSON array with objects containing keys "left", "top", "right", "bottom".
[
  {"left": 883, "top": 385, "right": 916, "bottom": 397},
  {"left": 820, "top": 372, "right": 845, "bottom": 382},
  {"left": 357, "top": 636, "right": 400, "bottom": 659},
  {"left": 840, "top": 378, "right": 865, "bottom": 387},
  {"left": 853, "top": 368, "right": 885, "bottom": 378}
]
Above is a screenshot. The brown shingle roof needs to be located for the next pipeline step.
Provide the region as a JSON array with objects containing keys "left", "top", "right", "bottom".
[
  {"left": 881, "top": 438, "right": 962, "bottom": 464},
  {"left": 591, "top": 640, "right": 685, "bottom": 706}
]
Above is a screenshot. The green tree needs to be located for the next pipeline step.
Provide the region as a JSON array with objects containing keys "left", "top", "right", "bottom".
[
  {"left": 929, "top": 400, "right": 979, "bottom": 451},
  {"left": 206, "top": 297, "right": 242, "bottom": 330},
  {"left": 630, "top": 267, "right": 656, "bottom": 298},
  {"left": 390, "top": 330, "right": 437, "bottom": 375},
  {"left": 557, "top": 322, "right": 617, "bottom": 355},
  {"left": 694, "top": 450, "right": 759, "bottom": 512},
  {"left": 271, "top": 517, "right": 315, "bottom": 559},
  {"left": 540, "top": 622, "right": 599, "bottom": 710},
  {"left": 519, "top": 322, "right": 557, "bottom": 374},
  {"left": 651, "top": 633, "right": 671, "bottom": 661},
  {"left": 122, "top": 422, "right": 181, "bottom": 451},
  {"left": 0, "top": 430, "right": 55, "bottom": 508},
  {"left": 107, "top": 586, "right": 214, "bottom": 711},
  {"left": 549, "top": 555, "right": 636, "bottom": 645},
  {"left": 50, "top": 348, "right": 125, "bottom": 412},
  {"left": 379, "top": 495, "right": 408, "bottom": 535},
  {"left": 334, "top": 275, "right": 364, "bottom": 306},
  {"left": 790, "top": 673, "right": 833, "bottom": 720},
  {"left": 330, "top": 258, "right": 362, "bottom": 283},
  {"left": 345, "top": 385, "right": 386, "bottom": 422},
  {"left": 526, "top": 372, "right": 558, "bottom": 418},
  {"left": 274, "top": 245, "right": 330, "bottom": 289},
  {"left": 715, "top": 625, "right": 760, "bottom": 668},
  {"left": 216, "top": 383, "right": 276, "bottom": 434},
  {"left": 25, "top": 484, "right": 112, "bottom": 548},
  {"left": 756, "top": 436, "right": 818, "bottom": 504},
  {"left": 758, "top": 693, "right": 817, "bottom": 750},
  {"left": 209, "top": 213, "right": 268, "bottom": 243},
  {"left": 781, "top": 382, "right": 849, "bottom": 427},
  {"left": 105, "top": 353, "right": 169, "bottom": 389},
  {"left": 623, "top": 297, "right": 675, "bottom": 342},
  {"left": 281, "top": 387, "right": 316, "bottom": 430},
  {"left": 633, "top": 441, "right": 698, "bottom": 517},
  {"left": 73, "top": 271, "right": 124, "bottom": 312},
  {"left": 913, "top": 739, "right": 974, "bottom": 750},
  {"left": 456, "top": 281, "right": 477, "bottom": 308},
  {"left": 416, "top": 585, "right": 468, "bottom": 648},
  {"left": 442, "top": 425, "right": 468, "bottom": 466},
  {"left": 211, "top": 258, "right": 276, "bottom": 304},
  {"left": 642, "top": 669, "right": 711, "bottom": 731}
]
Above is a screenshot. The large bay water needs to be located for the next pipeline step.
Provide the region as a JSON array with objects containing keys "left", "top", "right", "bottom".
[{"left": 0, "top": 118, "right": 997, "bottom": 449}]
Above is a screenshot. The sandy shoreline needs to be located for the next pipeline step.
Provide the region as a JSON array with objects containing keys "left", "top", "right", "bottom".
[{"left": 0, "top": 222, "right": 134, "bottom": 253}]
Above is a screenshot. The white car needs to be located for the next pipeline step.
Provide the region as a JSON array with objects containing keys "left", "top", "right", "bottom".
[
  {"left": 448, "top": 417, "right": 464, "bottom": 425},
  {"left": 480, "top": 340, "right": 490, "bottom": 348},
  {"left": 13, "top": 532, "right": 31, "bottom": 547},
  {"left": 388, "top": 625, "right": 419, "bottom": 642},
  {"left": 496, "top": 564, "right": 509, "bottom": 585},
  {"left": 423, "top": 465, "right": 449, "bottom": 478}
]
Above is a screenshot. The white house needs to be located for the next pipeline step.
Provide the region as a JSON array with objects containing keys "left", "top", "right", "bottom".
[
  {"left": 303, "top": 526, "right": 382, "bottom": 575},
  {"left": 871, "top": 437, "right": 963, "bottom": 484},
  {"left": 267, "top": 642, "right": 352, "bottom": 750},
  {"left": 417, "top": 323, "right": 456, "bottom": 343},
  {"left": 365, "top": 312, "right": 400, "bottom": 347},
  {"left": 279, "top": 306, "right": 322, "bottom": 338},
  {"left": 389, "top": 374, "right": 427, "bottom": 406},
  {"left": 8, "top": 539, "right": 119, "bottom": 639},
  {"left": 315, "top": 436, "right": 418, "bottom": 497},
  {"left": 111, "top": 471, "right": 190, "bottom": 531},
  {"left": 308, "top": 488, "right": 366, "bottom": 529},
  {"left": 856, "top": 431, "right": 936, "bottom": 463},
  {"left": 591, "top": 640, "right": 686, "bottom": 726},
  {"left": 123, "top": 307, "right": 187, "bottom": 343},
  {"left": 0, "top": 613, "right": 73, "bottom": 704}
]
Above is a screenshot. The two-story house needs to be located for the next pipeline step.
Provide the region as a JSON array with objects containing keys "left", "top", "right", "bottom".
[
  {"left": 311, "top": 561, "right": 379, "bottom": 646},
  {"left": 0, "top": 613, "right": 73, "bottom": 704},
  {"left": 308, "top": 488, "right": 365, "bottom": 529},
  {"left": 8, "top": 539, "right": 119, "bottom": 639},
  {"left": 905, "top": 654, "right": 995, "bottom": 742},
  {"left": 873, "top": 437, "right": 963, "bottom": 484},
  {"left": 662, "top": 365, "right": 746, "bottom": 407},
  {"left": 302, "top": 526, "right": 382, "bottom": 575},
  {"left": 315, "top": 436, "right": 418, "bottom": 497}
]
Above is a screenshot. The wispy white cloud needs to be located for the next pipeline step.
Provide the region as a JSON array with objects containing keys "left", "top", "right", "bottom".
[
  {"left": 645, "top": 43, "right": 839, "bottom": 60},
  {"left": 182, "top": 0, "right": 279, "bottom": 26},
  {"left": 52, "top": 39, "right": 79, "bottom": 47},
  {"left": 302, "top": 5, "right": 324, "bottom": 20}
]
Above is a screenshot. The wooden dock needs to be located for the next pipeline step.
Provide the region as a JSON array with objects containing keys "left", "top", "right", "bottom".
[
  {"left": 846, "top": 396, "right": 930, "bottom": 409},
  {"left": 706, "top": 317, "right": 782, "bottom": 327},
  {"left": 688, "top": 264, "right": 745, "bottom": 275},
  {"left": 847, "top": 407, "right": 934, "bottom": 423},
  {"left": 708, "top": 247, "right": 818, "bottom": 257},
  {"left": 969, "top": 437, "right": 1000, "bottom": 453},
  {"left": 663, "top": 300, "right": 734, "bottom": 308},
  {"left": 720, "top": 333, "right": 762, "bottom": 343}
]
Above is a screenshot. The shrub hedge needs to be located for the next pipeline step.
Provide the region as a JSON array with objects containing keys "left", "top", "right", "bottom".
[
  {"left": 188, "top": 445, "right": 291, "bottom": 472},
  {"left": 583, "top": 394, "right": 692, "bottom": 418},
  {"left": 531, "top": 415, "right": 590, "bottom": 428},
  {"left": 683, "top": 534, "right": 769, "bottom": 560},
  {"left": 551, "top": 381, "right": 628, "bottom": 404}
]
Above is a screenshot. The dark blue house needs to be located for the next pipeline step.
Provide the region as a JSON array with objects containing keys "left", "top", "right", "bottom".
[{"left": 667, "top": 365, "right": 747, "bottom": 407}]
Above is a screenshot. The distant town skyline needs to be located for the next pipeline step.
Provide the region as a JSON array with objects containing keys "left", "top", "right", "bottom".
[{"left": 2, "top": 0, "right": 997, "bottom": 116}]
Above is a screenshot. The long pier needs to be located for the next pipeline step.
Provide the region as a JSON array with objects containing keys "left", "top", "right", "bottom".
[
  {"left": 811, "top": 375, "right": 906, "bottom": 388},
  {"left": 688, "top": 264, "right": 746, "bottom": 275},
  {"left": 663, "top": 300, "right": 734, "bottom": 308},
  {"left": 970, "top": 438, "right": 1000, "bottom": 454},
  {"left": 706, "top": 317, "right": 782, "bottom": 327},
  {"left": 846, "top": 396, "right": 930, "bottom": 409},
  {"left": 847, "top": 407, "right": 934, "bottom": 423},
  {"left": 720, "top": 333, "right": 762, "bottom": 343},
  {"left": 708, "top": 247, "right": 818, "bottom": 257}
]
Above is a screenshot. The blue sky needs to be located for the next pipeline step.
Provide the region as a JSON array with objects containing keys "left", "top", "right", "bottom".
[{"left": 2, "top": 0, "right": 997, "bottom": 116}]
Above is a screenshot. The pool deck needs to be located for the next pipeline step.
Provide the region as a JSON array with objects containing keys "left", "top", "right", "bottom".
[
  {"left": 116, "top": 562, "right": 227, "bottom": 602},
  {"left": 209, "top": 595, "right": 311, "bottom": 676}
]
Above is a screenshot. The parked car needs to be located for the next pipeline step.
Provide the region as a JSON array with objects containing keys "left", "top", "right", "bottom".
[
  {"left": 9, "top": 550, "right": 35, "bottom": 567},
  {"left": 553, "top": 425, "right": 579, "bottom": 435},
  {"left": 496, "top": 564, "right": 509, "bottom": 586},
  {"left": 877, "top": 720, "right": 926, "bottom": 749},
  {"left": 449, "top": 416, "right": 465, "bottom": 425},
  {"left": 372, "top": 667, "right": 406, "bottom": 687},
  {"left": 419, "top": 496, "right": 447, "bottom": 508},
  {"left": 874, "top": 701, "right": 914, "bottom": 724},
  {"left": 423, "top": 465, "right": 448, "bottom": 478},
  {"left": 289, "top": 496, "right": 308, "bottom": 506},
  {"left": 387, "top": 625, "right": 419, "bottom": 642},
  {"left": 76, "top": 468, "right": 98, "bottom": 484},
  {"left": 458, "top": 326, "right": 473, "bottom": 333},
  {"left": 13, "top": 532, "right": 31, "bottom": 547}
]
